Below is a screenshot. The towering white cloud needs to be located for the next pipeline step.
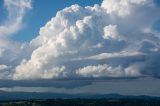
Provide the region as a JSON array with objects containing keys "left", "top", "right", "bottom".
[
  {"left": 103, "top": 25, "right": 120, "bottom": 40},
  {"left": 101, "top": 0, "right": 149, "bottom": 17},
  {"left": 9, "top": 0, "right": 160, "bottom": 80}
]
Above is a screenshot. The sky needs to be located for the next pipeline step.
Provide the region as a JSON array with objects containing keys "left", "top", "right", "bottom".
[
  {"left": 0, "top": 0, "right": 160, "bottom": 98},
  {"left": 11, "top": 0, "right": 103, "bottom": 42}
]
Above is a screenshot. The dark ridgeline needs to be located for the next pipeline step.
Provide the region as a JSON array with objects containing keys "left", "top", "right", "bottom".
[{"left": 0, "top": 91, "right": 160, "bottom": 106}]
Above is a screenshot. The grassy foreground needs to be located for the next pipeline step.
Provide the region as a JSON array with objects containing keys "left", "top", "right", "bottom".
[{"left": 0, "top": 98, "right": 160, "bottom": 106}]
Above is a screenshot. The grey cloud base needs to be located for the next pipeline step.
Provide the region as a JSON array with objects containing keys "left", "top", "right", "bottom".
[{"left": 1, "top": 77, "right": 160, "bottom": 97}]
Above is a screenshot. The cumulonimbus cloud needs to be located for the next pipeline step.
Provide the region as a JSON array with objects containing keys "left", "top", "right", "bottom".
[{"left": 2, "top": 0, "right": 160, "bottom": 80}]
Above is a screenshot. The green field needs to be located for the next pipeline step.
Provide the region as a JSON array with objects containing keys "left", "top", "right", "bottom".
[{"left": 0, "top": 99, "right": 160, "bottom": 106}]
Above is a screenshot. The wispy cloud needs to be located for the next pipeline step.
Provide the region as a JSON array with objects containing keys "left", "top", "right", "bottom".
[
  {"left": 0, "top": 0, "right": 32, "bottom": 79},
  {"left": 0, "top": 0, "right": 31, "bottom": 38}
]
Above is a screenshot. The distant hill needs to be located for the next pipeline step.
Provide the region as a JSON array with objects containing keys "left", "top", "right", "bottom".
[{"left": 0, "top": 91, "right": 159, "bottom": 101}]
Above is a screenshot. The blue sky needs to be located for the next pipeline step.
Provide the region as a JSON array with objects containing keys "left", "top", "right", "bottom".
[
  {"left": 0, "top": 0, "right": 160, "bottom": 98},
  {"left": 5, "top": 0, "right": 102, "bottom": 42}
]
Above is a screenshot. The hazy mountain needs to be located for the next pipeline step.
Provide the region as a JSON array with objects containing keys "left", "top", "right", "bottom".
[{"left": 0, "top": 91, "right": 159, "bottom": 101}]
